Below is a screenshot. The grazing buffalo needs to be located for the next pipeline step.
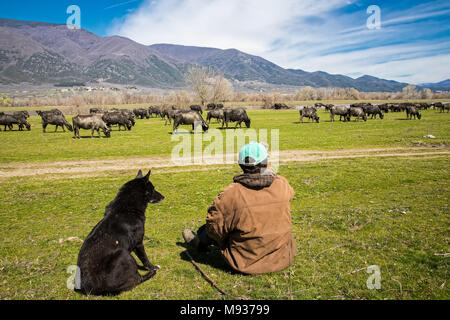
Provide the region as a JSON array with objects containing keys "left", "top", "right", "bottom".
[
  {"left": 149, "top": 106, "right": 162, "bottom": 118},
  {"left": 314, "top": 102, "right": 325, "bottom": 109},
  {"left": 433, "top": 102, "right": 442, "bottom": 111},
  {"left": 350, "top": 103, "right": 372, "bottom": 112},
  {"left": 223, "top": 108, "right": 251, "bottom": 129},
  {"left": 378, "top": 104, "right": 389, "bottom": 113},
  {"left": 73, "top": 115, "right": 111, "bottom": 139},
  {"left": 388, "top": 104, "right": 404, "bottom": 112},
  {"left": 348, "top": 107, "right": 367, "bottom": 121},
  {"left": 36, "top": 109, "right": 64, "bottom": 117},
  {"left": 365, "top": 105, "right": 384, "bottom": 119},
  {"left": 299, "top": 106, "right": 319, "bottom": 123},
  {"left": 11, "top": 111, "right": 30, "bottom": 120},
  {"left": 0, "top": 113, "right": 31, "bottom": 131},
  {"left": 6, "top": 111, "right": 30, "bottom": 130},
  {"left": 206, "top": 103, "right": 224, "bottom": 110},
  {"left": 163, "top": 109, "right": 182, "bottom": 126},
  {"left": 330, "top": 105, "right": 350, "bottom": 122},
  {"left": 416, "top": 103, "right": 431, "bottom": 110},
  {"left": 272, "top": 103, "right": 289, "bottom": 110},
  {"left": 437, "top": 103, "right": 449, "bottom": 113},
  {"left": 111, "top": 109, "right": 136, "bottom": 127},
  {"left": 37, "top": 110, "right": 72, "bottom": 132},
  {"left": 90, "top": 108, "right": 103, "bottom": 114},
  {"left": 133, "top": 108, "right": 150, "bottom": 119},
  {"left": 315, "top": 103, "right": 334, "bottom": 112},
  {"left": 406, "top": 106, "right": 421, "bottom": 120},
  {"left": 206, "top": 108, "right": 225, "bottom": 124},
  {"left": 121, "top": 109, "right": 136, "bottom": 127},
  {"left": 189, "top": 105, "right": 203, "bottom": 114},
  {"left": 173, "top": 111, "right": 209, "bottom": 133},
  {"left": 102, "top": 112, "right": 132, "bottom": 131}
]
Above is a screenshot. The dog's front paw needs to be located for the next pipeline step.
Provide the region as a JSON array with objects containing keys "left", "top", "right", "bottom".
[{"left": 144, "top": 264, "right": 160, "bottom": 271}]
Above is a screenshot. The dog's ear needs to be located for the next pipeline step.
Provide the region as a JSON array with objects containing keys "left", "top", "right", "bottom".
[
  {"left": 136, "top": 170, "right": 143, "bottom": 179},
  {"left": 145, "top": 170, "right": 151, "bottom": 180}
]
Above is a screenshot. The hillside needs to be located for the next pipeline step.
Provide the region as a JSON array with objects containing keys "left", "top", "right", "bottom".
[
  {"left": 0, "top": 18, "right": 186, "bottom": 87},
  {"left": 0, "top": 18, "right": 413, "bottom": 92},
  {"left": 150, "top": 43, "right": 409, "bottom": 92}
]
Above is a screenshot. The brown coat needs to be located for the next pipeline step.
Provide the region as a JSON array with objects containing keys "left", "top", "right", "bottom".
[{"left": 206, "top": 171, "right": 296, "bottom": 274}]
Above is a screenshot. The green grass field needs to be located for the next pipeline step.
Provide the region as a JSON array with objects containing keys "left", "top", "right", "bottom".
[
  {"left": 0, "top": 108, "right": 449, "bottom": 163},
  {"left": 0, "top": 106, "right": 448, "bottom": 300},
  {"left": 0, "top": 157, "right": 448, "bottom": 300}
]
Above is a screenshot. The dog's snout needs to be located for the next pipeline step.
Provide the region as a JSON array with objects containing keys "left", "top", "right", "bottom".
[{"left": 150, "top": 190, "right": 164, "bottom": 203}]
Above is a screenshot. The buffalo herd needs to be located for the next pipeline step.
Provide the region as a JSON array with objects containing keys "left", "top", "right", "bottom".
[
  {"left": 1, "top": 101, "right": 447, "bottom": 136},
  {"left": 0, "top": 111, "right": 31, "bottom": 131},
  {"left": 297, "top": 101, "right": 446, "bottom": 123}
]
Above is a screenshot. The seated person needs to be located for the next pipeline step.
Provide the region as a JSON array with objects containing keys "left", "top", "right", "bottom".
[{"left": 183, "top": 141, "right": 296, "bottom": 274}]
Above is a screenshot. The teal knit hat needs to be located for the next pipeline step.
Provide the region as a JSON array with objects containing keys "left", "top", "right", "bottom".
[{"left": 238, "top": 142, "right": 269, "bottom": 165}]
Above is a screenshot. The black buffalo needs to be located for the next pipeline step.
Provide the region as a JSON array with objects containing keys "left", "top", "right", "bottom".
[
  {"left": 366, "top": 105, "right": 384, "bottom": 119},
  {"left": 112, "top": 109, "right": 136, "bottom": 127},
  {"left": 0, "top": 113, "right": 31, "bottom": 131},
  {"left": 272, "top": 103, "right": 289, "bottom": 110},
  {"left": 315, "top": 103, "right": 334, "bottom": 112},
  {"left": 133, "top": 108, "right": 150, "bottom": 119},
  {"left": 189, "top": 105, "right": 203, "bottom": 114},
  {"left": 73, "top": 115, "right": 111, "bottom": 139},
  {"left": 348, "top": 106, "right": 367, "bottom": 121},
  {"left": 148, "top": 106, "right": 162, "bottom": 118},
  {"left": 173, "top": 111, "right": 209, "bottom": 133},
  {"left": 206, "top": 108, "right": 225, "bottom": 124},
  {"left": 90, "top": 108, "right": 103, "bottom": 114},
  {"left": 299, "top": 107, "right": 319, "bottom": 123},
  {"left": 330, "top": 105, "right": 350, "bottom": 122},
  {"left": 37, "top": 110, "right": 72, "bottom": 132},
  {"left": 206, "top": 103, "right": 224, "bottom": 110},
  {"left": 223, "top": 108, "right": 251, "bottom": 129},
  {"left": 406, "top": 106, "right": 421, "bottom": 120},
  {"left": 378, "top": 104, "right": 389, "bottom": 113},
  {"left": 102, "top": 112, "right": 132, "bottom": 131}
]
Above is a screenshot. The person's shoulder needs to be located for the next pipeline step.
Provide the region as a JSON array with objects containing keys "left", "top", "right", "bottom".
[
  {"left": 274, "top": 174, "right": 290, "bottom": 184},
  {"left": 273, "top": 174, "right": 295, "bottom": 196},
  {"left": 219, "top": 182, "right": 240, "bottom": 199}
]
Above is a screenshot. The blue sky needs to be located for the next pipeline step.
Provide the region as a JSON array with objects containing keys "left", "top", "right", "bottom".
[
  {"left": 0, "top": 0, "right": 144, "bottom": 36},
  {"left": 0, "top": 0, "right": 449, "bottom": 84}
]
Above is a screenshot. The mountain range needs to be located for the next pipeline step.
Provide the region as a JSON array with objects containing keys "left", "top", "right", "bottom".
[
  {"left": 0, "top": 17, "right": 444, "bottom": 92},
  {"left": 419, "top": 79, "right": 450, "bottom": 91}
]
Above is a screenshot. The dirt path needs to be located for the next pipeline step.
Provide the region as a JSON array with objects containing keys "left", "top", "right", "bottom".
[{"left": 0, "top": 146, "right": 449, "bottom": 179}]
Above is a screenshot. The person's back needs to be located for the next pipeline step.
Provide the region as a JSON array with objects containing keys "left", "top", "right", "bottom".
[
  {"left": 183, "top": 141, "right": 296, "bottom": 275},
  {"left": 206, "top": 170, "right": 295, "bottom": 274}
]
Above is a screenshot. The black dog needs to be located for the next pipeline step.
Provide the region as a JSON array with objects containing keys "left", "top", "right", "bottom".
[{"left": 76, "top": 170, "right": 164, "bottom": 296}]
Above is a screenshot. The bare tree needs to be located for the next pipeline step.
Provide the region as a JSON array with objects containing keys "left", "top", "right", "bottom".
[
  {"left": 401, "top": 84, "right": 419, "bottom": 99},
  {"left": 420, "top": 88, "right": 433, "bottom": 99},
  {"left": 209, "top": 74, "right": 233, "bottom": 104},
  {"left": 185, "top": 66, "right": 233, "bottom": 106},
  {"left": 185, "top": 66, "right": 215, "bottom": 107},
  {"left": 348, "top": 88, "right": 360, "bottom": 100}
]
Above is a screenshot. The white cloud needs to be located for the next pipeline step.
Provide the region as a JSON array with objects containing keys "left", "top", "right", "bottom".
[
  {"left": 108, "top": 0, "right": 345, "bottom": 55},
  {"left": 108, "top": 0, "right": 450, "bottom": 84},
  {"left": 287, "top": 45, "right": 450, "bottom": 84}
]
